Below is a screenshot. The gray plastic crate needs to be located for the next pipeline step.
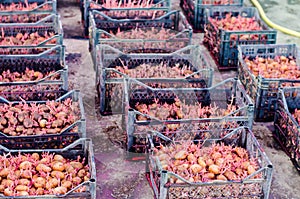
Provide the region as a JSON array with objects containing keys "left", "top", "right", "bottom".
[
  {"left": 123, "top": 78, "right": 254, "bottom": 155},
  {"left": 0, "top": 138, "right": 96, "bottom": 198},
  {"left": 274, "top": 87, "right": 300, "bottom": 173},
  {"left": 0, "top": 45, "right": 68, "bottom": 87},
  {"left": 82, "top": 0, "right": 171, "bottom": 36},
  {"left": 203, "top": 6, "right": 277, "bottom": 70},
  {"left": 180, "top": 0, "right": 243, "bottom": 32},
  {"left": 0, "top": 14, "right": 63, "bottom": 48},
  {"left": 0, "top": 0, "right": 57, "bottom": 14},
  {"left": 96, "top": 45, "right": 214, "bottom": 115},
  {"left": 146, "top": 126, "right": 273, "bottom": 199},
  {"left": 89, "top": 10, "right": 193, "bottom": 66},
  {"left": 238, "top": 44, "right": 300, "bottom": 122},
  {"left": 0, "top": 90, "right": 86, "bottom": 150}
]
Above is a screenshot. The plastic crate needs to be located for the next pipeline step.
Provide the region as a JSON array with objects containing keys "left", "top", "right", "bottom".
[
  {"left": 0, "top": 0, "right": 57, "bottom": 14},
  {"left": 0, "top": 90, "right": 86, "bottom": 150},
  {"left": 89, "top": 10, "right": 193, "bottom": 66},
  {"left": 0, "top": 138, "right": 96, "bottom": 198},
  {"left": 274, "top": 87, "right": 300, "bottom": 173},
  {"left": 0, "top": 14, "right": 63, "bottom": 47},
  {"left": 96, "top": 45, "right": 214, "bottom": 115},
  {"left": 0, "top": 44, "right": 68, "bottom": 87},
  {"left": 0, "top": 12, "right": 56, "bottom": 24},
  {"left": 123, "top": 78, "right": 254, "bottom": 155},
  {"left": 238, "top": 44, "right": 300, "bottom": 122},
  {"left": 82, "top": 0, "right": 171, "bottom": 36},
  {"left": 203, "top": 6, "right": 277, "bottom": 70},
  {"left": 0, "top": 45, "right": 68, "bottom": 101},
  {"left": 180, "top": 0, "right": 243, "bottom": 32},
  {"left": 146, "top": 126, "right": 273, "bottom": 199}
]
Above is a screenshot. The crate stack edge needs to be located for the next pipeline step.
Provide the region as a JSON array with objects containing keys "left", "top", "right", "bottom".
[{"left": 237, "top": 43, "right": 300, "bottom": 122}]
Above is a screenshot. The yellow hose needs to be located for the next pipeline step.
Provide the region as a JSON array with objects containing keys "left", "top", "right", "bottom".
[{"left": 250, "top": 0, "right": 300, "bottom": 38}]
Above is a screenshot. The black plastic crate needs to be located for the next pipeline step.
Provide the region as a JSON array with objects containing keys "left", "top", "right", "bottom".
[
  {"left": 0, "top": 138, "right": 96, "bottom": 198},
  {"left": 274, "top": 87, "right": 300, "bottom": 173},
  {"left": 180, "top": 0, "right": 243, "bottom": 32},
  {"left": 238, "top": 44, "right": 300, "bottom": 122},
  {"left": 203, "top": 6, "right": 277, "bottom": 70},
  {"left": 0, "top": 0, "right": 56, "bottom": 13},
  {"left": 96, "top": 45, "right": 214, "bottom": 115},
  {"left": 82, "top": 0, "right": 171, "bottom": 36},
  {"left": 146, "top": 126, "right": 273, "bottom": 199},
  {"left": 90, "top": 10, "right": 192, "bottom": 65},
  {"left": 0, "top": 14, "right": 63, "bottom": 47},
  {"left": 123, "top": 78, "right": 254, "bottom": 155},
  {"left": 0, "top": 90, "right": 86, "bottom": 150}
]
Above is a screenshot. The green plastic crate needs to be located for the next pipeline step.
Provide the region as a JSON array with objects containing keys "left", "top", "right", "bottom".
[
  {"left": 180, "top": 0, "right": 243, "bottom": 32},
  {"left": 238, "top": 44, "right": 300, "bottom": 122},
  {"left": 203, "top": 6, "right": 277, "bottom": 70}
]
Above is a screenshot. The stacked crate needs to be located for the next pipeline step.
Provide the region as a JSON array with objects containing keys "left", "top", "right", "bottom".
[
  {"left": 0, "top": 1, "right": 96, "bottom": 198},
  {"left": 237, "top": 44, "right": 300, "bottom": 122},
  {"left": 81, "top": 0, "right": 171, "bottom": 36},
  {"left": 202, "top": 6, "right": 277, "bottom": 70},
  {"left": 89, "top": 9, "right": 192, "bottom": 67}
]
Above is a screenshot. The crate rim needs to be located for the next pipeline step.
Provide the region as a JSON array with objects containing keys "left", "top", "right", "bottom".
[
  {"left": 125, "top": 77, "right": 254, "bottom": 124},
  {"left": 126, "top": 76, "right": 248, "bottom": 93},
  {"left": 97, "top": 43, "right": 198, "bottom": 56},
  {"left": 0, "top": 13, "right": 59, "bottom": 25},
  {"left": 0, "top": 45, "right": 65, "bottom": 57},
  {"left": 0, "top": 0, "right": 57, "bottom": 14},
  {"left": 90, "top": 10, "right": 193, "bottom": 37},
  {"left": 204, "top": 6, "right": 277, "bottom": 32},
  {"left": 90, "top": 8, "right": 172, "bottom": 22},
  {"left": 86, "top": 0, "right": 171, "bottom": 11},
  {"left": 0, "top": 68, "right": 67, "bottom": 86},
  {"left": 196, "top": 0, "right": 244, "bottom": 6}
]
